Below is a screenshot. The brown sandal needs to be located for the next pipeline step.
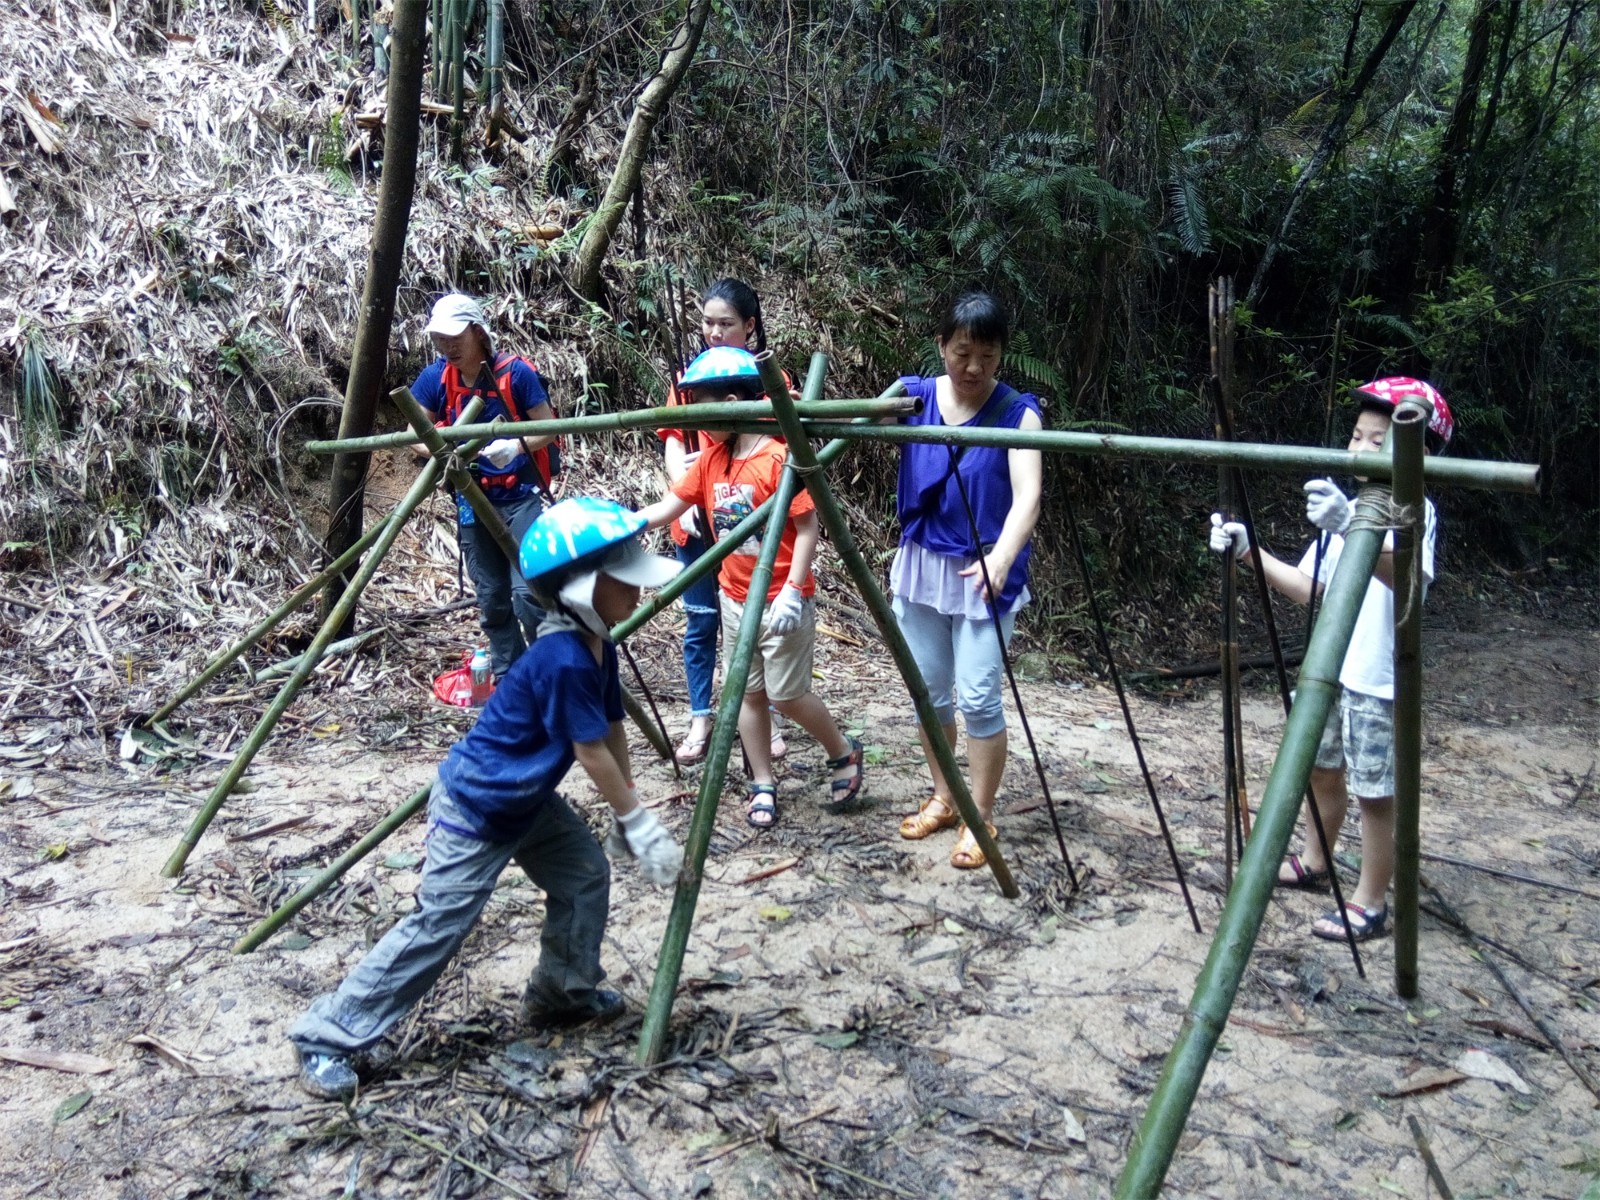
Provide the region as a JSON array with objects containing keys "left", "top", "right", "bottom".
[
  {"left": 899, "top": 795, "right": 958, "bottom": 840},
  {"left": 950, "top": 822, "right": 998, "bottom": 870}
]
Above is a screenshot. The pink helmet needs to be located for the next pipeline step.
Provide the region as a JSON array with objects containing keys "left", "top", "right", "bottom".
[{"left": 1354, "top": 376, "right": 1453, "bottom": 449}]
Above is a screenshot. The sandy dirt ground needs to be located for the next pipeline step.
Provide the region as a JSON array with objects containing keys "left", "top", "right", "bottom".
[{"left": 0, "top": 588, "right": 1596, "bottom": 1200}]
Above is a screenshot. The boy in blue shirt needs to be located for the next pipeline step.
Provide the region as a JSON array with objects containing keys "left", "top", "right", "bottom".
[{"left": 290, "top": 499, "right": 684, "bottom": 1100}]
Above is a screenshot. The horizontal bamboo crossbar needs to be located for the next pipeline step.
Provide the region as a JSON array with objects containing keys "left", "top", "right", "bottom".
[
  {"left": 787, "top": 421, "right": 1539, "bottom": 492},
  {"left": 303, "top": 397, "right": 922, "bottom": 454}
]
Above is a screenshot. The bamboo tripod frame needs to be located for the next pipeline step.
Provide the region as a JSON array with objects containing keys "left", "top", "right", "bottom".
[{"left": 159, "top": 363, "right": 1532, "bottom": 1190}]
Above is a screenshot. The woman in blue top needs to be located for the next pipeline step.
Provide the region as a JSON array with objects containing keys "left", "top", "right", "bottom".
[{"left": 891, "top": 292, "right": 1043, "bottom": 870}]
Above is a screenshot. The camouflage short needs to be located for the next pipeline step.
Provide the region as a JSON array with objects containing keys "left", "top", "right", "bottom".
[{"left": 1314, "top": 687, "right": 1395, "bottom": 799}]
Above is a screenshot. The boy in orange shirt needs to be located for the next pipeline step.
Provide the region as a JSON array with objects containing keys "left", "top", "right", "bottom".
[{"left": 640, "top": 347, "right": 865, "bottom": 828}]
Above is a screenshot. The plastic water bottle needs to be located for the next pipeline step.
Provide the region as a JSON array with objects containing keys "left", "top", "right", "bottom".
[{"left": 469, "top": 647, "right": 492, "bottom": 706}]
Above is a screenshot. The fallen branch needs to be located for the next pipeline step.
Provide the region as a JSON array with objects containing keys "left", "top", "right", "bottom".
[
  {"left": 255, "top": 627, "right": 383, "bottom": 681},
  {"left": 1423, "top": 876, "right": 1600, "bottom": 1104},
  {"left": 1419, "top": 850, "right": 1600, "bottom": 901},
  {"left": 1406, "top": 1115, "right": 1454, "bottom": 1200}
]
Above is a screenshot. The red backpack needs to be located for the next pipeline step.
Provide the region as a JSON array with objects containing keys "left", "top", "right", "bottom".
[{"left": 440, "top": 352, "right": 561, "bottom": 495}]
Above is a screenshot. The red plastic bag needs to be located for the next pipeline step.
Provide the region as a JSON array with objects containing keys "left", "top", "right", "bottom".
[{"left": 433, "top": 649, "right": 493, "bottom": 707}]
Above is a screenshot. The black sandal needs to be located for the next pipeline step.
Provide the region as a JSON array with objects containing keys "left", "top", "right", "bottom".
[
  {"left": 1276, "top": 853, "right": 1331, "bottom": 892},
  {"left": 1313, "top": 901, "right": 1388, "bottom": 942},
  {"left": 822, "top": 737, "right": 866, "bottom": 814},
  {"left": 746, "top": 782, "right": 778, "bottom": 829}
]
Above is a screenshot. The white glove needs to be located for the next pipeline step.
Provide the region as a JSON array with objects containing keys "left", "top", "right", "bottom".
[
  {"left": 479, "top": 438, "right": 523, "bottom": 469},
  {"left": 763, "top": 584, "right": 805, "bottom": 635},
  {"left": 1208, "top": 513, "right": 1248, "bottom": 557},
  {"left": 1304, "top": 479, "right": 1352, "bottom": 534},
  {"left": 604, "top": 785, "right": 641, "bottom": 860},
  {"left": 678, "top": 507, "right": 700, "bottom": 538},
  {"left": 616, "top": 805, "right": 683, "bottom": 887}
]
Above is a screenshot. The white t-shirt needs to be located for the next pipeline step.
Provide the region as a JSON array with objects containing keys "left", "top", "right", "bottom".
[{"left": 1297, "top": 498, "right": 1436, "bottom": 701}]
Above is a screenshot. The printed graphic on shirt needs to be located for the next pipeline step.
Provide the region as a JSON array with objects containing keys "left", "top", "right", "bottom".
[{"left": 712, "top": 482, "right": 760, "bottom": 555}]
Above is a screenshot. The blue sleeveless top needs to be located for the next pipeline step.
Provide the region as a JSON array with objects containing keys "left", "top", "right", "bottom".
[{"left": 894, "top": 375, "right": 1040, "bottom": 611}]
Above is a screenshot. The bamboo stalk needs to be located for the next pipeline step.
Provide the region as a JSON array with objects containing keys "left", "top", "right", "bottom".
[
  {"left": 147, "top": 519, "right": 391, "bottom": 724},
  {"left": 448, "top": 0, "right": 465, "bottom": 164},
  {"left": 786, "top": 422, "right": 1540, "bottom": 494},
  {"left": 160, "top": 400, "right": 483, "bottom": 879},
  {"left": 304, "top": 396, "right": 921, "bottom": 454},
  {"left": 390, "top": 386, "right": 673, "bottom": 760},
  {"left": 1115, "top": 487, "right": 1391, "bottom": 1199},
  {"left": 756, "top": 354, "right": 1017, "bottom": 897},
  {"left": 608, "top": 383, "right": 911, "bottom": 644},
  {"left": 1390, "top": 397, "right": 1429, "bottom": 1000},
  {"left": 232, "top": 782, "right": 432, "bottom": 954},
  {"left": 635, "top": 445, "right": 807, "bottom": 1067},
  {"left": 484, "top": 0, "right": 503, "bottom": 125}
]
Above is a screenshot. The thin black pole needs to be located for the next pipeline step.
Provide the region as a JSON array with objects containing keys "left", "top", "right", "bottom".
[
  {"left": 620, "top": 642, "right": 681, "bottom": 784},
  {"left": 1063, "top": 486, "right": 1202, "bottom": 934}
]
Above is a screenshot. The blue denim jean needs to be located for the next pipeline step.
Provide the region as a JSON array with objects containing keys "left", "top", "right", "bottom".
[
  {"left": 677, "top": 535, "right": 720, "bottom": 717},
  {"left": 460, "top": 491, "right": 546, "bottom": 676}
]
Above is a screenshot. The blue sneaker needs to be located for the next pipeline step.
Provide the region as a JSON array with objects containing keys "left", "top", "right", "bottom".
[{"left": 297, "top": 1048, "right": 358, "bottom": 1100}]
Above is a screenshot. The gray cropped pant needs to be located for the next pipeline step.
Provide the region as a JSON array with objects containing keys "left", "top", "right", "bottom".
[{"left": 289, "top": 777, "right": 610, "bottom": 1057}]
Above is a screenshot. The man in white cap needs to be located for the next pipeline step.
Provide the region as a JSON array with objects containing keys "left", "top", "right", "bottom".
[{"left": 415, "top": 293, "right": 559, "bottom": 676}]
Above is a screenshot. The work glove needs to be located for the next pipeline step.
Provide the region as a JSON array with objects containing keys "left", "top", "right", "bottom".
[
  {"left": 1303, "top": 478, "right": 1352, "bottom": 534},
  {"left": 1208, "top": 513, "right": 1248, "bottom": 557},
  {"left": 615, "top": 805, "right": 684, "bottom": 887},
  {"left": 678, "top": 507, "right": 700, "bottom": 539},
  {"left": 604, "top": 785, "right": 641, "bottom": 860},
  {"left": 763, "top": 584, "right": 805, "bottom": 635},
  {"left": 479, "top": 438, "right": 524, "bottom": 469}
]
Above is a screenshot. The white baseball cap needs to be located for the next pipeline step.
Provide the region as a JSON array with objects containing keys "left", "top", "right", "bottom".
[
  {"left": 600, "top": 536, "right": 682, "bottom": 589},
  {"left": 426, "top": 293, "right": 489, "bottom": 337}
]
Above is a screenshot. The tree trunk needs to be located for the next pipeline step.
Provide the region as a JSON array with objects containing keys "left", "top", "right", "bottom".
[
  {"left": 321, "top": 0, "right": 428, "bottom": 629},
  {"left": 1243, "top": 0, "right": 1418, "bottom": 310},
  {"left": 572, "top": 0, "right": 712, "bottom": 305},
  {"left": 1413, "top": 0, "right": 1510, "bottom": 294}
]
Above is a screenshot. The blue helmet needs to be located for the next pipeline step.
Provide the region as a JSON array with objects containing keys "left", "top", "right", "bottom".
[
  {"left": 519, "top": 497, "right": 646, "bottom": 588},
  {"left": 680, "top": 345, "right": 762, "bottom": 390}
]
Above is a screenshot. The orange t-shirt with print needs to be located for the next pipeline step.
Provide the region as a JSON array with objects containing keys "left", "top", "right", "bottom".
[{"left": 671, "top": 438, "right": 816, "bottom": 603}]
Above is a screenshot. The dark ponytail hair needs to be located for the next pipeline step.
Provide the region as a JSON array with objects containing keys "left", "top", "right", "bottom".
[
  {"left": 938, "top": 290, "right": 1009, "bottom": 348},
  {"left": 703, "top": 277, "right": 768, "bottom": 354}
]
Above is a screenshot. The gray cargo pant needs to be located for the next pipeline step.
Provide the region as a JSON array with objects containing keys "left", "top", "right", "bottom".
[{"left": 289, "top": 777, "right": 610, "bottom": 1057}]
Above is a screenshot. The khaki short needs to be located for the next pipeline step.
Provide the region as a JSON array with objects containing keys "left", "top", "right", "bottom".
[{"left": 718, "top": 591, "right": 815, "bottom": 703}]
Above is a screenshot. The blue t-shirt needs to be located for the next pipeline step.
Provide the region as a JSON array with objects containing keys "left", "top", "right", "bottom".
[
  {"left": 413, "top": 356, "right": 549, "bottom": 504},
  {"left": 894, "top": 375, "right": 1040, "bottom": 610},
  {"left": 438, "top": 631, "right": 622, "bottom": 840}
]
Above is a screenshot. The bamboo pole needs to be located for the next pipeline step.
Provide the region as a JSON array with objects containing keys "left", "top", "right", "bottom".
[
  {"left": 232, "top": 782, "right": 432, "bottom": 954},
  {"left": 147, "top": 518, "right": 391, "bottom": 724},
  {"left": 784, "top": 422, "right": 1539, "bottom": 494},
  {"left": 1115, "top": 487, "right": 1392, "bottom": 1199},
  {"left": 390, "top": 386, "right": 674, "bottom": 759},
  {"left": 608, "top": 383, "right": 911, "bottom": 645},
  {"left": 448, "top": 0, "right": 465, "bottom": 164},
  {"left": 160, "top": 399, "right": 484, "bottom": 879},
  {"left": 303, "top": 396, "right": 921, "bottom": 455},
  {"left": 635, "top": 424, "right": 811, "bottom": 1066},
  {"left": 1390, "top": 398, "right": 1429, "bottom": 999},
  {"left": 757, "top": 354, "right": 1018, "bottom": 897}
]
